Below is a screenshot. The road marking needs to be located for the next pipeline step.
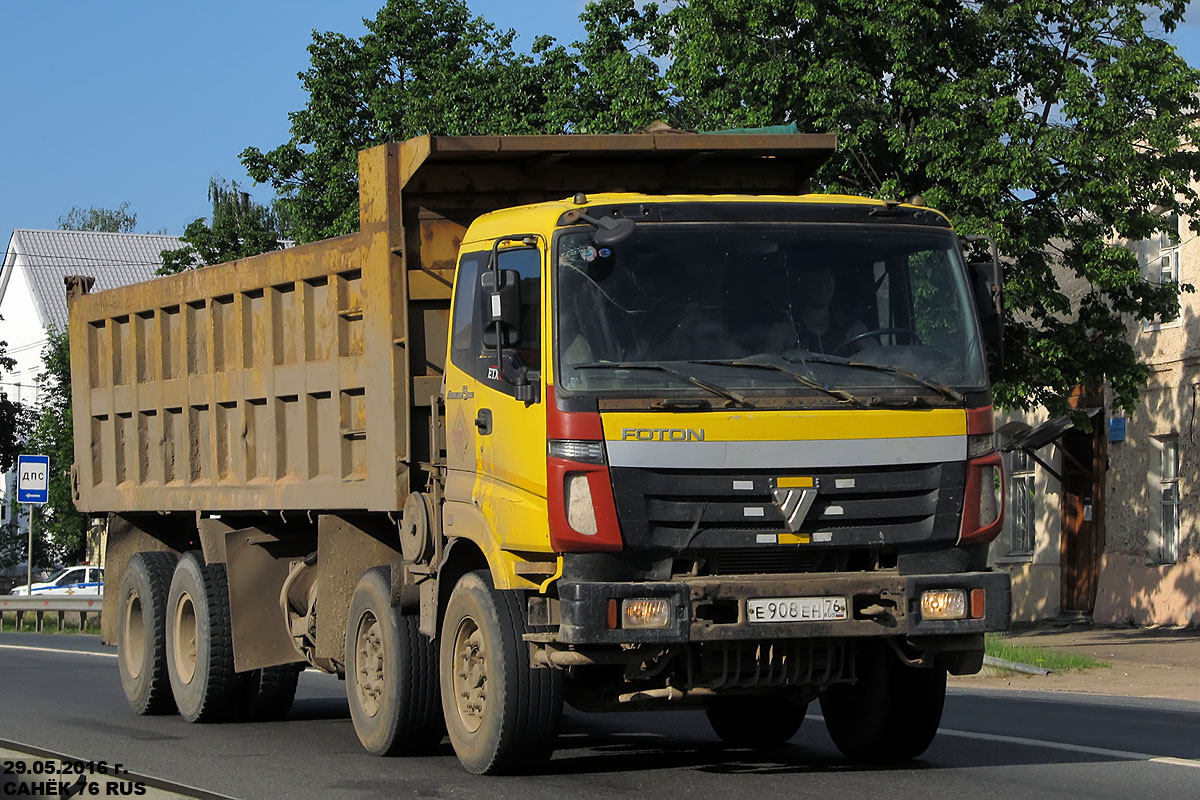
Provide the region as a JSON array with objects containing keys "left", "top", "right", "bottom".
[
  {"left": 0, "top": 642, "right": 116, "bottom": 659},
  {"left": 938, "top": 728, "right": 1200, "bottom": 769},
  {"left": 809, "top": 713, "right": 1200, "bottom": 769}
]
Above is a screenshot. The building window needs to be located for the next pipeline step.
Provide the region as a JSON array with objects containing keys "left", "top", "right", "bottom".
[
  {"left": 1145, "top": 213, "right": 1182, "bottom": 329},
  {"left": 1157, "top": 435, "right": 1180, "bottom": 564},
  {"left": 1010, "top": 449, "right": 1036, "bottom": 556}
]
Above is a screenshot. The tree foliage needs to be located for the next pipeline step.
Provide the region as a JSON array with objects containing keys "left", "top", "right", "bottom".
[
  {"left": 19, "top": 330, "right": 87, "bottom": 564},
  {"left": 240, "top": 0, "right": 668, "bottom": 242},
  {"left": 159, "top": 178, "right": 292, "bottom": 275},
  {"left": 57, "top": 202, "right": 137, "bottom": 233},
  {"left": 243, "top": 0, "right": 1200, "bottom": 415}
]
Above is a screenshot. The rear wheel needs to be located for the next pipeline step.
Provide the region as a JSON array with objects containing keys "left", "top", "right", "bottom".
[
  {"left": 117, "top": 552, "right": 178, "bottom": 715},
  {"left": 706, "top": 698, "right": 807, "bottom": 747},
  {"left": 345, "top": 567, "right": 443, "bottom": 755},
  {"left": 820, "top": 643, "right": 946, "bottom": 762},
  {"left": 241, "top": 663, "right": 303, "bottom": 721},
  {"left": 440, "top": 571, "right": 563, "bottom": 775},
  {"left": 165, "top": 552, "right": 245, "bottom": 722}
]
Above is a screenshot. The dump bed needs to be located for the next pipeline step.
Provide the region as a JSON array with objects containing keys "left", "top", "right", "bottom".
[{"left": 68, "top": 132, "right": 837, "bottom": 514}]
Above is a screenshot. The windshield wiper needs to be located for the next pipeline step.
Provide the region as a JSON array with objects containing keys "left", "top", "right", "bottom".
[
  {"left": 576, "top": 362, "right": 754, "bottom": 407},
  {"left": 690, "top": 355, "right": 862, "bottom": 406},
  {"left": 788, "top": 353, "right": 964, "bottom": 403}
]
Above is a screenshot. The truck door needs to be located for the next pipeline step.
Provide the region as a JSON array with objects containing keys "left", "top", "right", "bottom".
[
  {"left": 444, "top": 251, "right": 489, "bottom": 496},
  {"left": 474, "top": 243, "right": 549, "bottom": 553}
]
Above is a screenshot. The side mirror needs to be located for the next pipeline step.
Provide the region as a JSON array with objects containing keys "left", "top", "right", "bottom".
[
  {"left": 968, "top": 261, "right": 1004, "bottom": 376},
  {"left": 480, "top": 268, "right": 522, "bottom": 350}
]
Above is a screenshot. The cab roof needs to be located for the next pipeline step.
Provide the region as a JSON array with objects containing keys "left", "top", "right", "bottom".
[{"left": 463, "top": 193, "right": 953, "bottom": 245}]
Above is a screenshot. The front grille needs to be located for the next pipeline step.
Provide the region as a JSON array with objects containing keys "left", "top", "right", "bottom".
[
  {"left": 681, "top": 547, "right": 885, "bottom": 576},
  {"left": 610, "top": 463, "right": 965, "bottom": 557},
  {"left": 689, "top": 639, "right": 854, "bottom": 690}
]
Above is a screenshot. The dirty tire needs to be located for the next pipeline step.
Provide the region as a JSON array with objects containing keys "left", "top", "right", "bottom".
[
  {"left": 440, "top": 571, "right": 563, "bottom": 775},
  {"left": 117, "top": 551, "right": 179, "bottom": 715},
  {"left": 706, "top": 698, "right": 807, "bottom": 747},
  {"left": 165, "top": 552, "right": 246, "bottom": 722},
  {"left": 820, "top": 644, "right": 946, "bottom": 762},
  {"left": 241, "top": 663, "right": 303, "bottom": 721},
  {"left": 345, "top": 567, "right": 444, "bottom": 755}
]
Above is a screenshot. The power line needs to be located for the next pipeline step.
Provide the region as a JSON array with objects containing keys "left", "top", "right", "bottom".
[{"left": 6, "top": 250, "right": 180, "bottom": 267}]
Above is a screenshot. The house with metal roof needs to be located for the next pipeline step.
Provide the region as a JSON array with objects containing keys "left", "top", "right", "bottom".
[
  {"left": 0, "top": 229, "right": 180, "bottom": 403},
  {"left": 0, "top": 229, "right": 181, "bottom": 550}
]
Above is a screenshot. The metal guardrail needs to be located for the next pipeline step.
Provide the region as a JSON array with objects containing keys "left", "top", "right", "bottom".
[{"left": 0, "top": 595, "right": 103, "bottom": 632}]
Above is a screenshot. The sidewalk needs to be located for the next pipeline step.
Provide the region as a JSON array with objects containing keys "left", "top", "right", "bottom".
[{"left": 949, "top": 624, "right": 1200, "bottom": 702}]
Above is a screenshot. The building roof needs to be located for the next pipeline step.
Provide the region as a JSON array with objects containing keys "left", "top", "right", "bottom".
[{"left": 1, "top": 229, "right": 182, "bottom": 330}]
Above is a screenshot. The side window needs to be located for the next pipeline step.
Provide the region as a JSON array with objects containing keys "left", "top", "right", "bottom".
[
  {"left": 449, "top": 251, "right": 489, "bottom": 376},
  {"left": 56, "top": 569, "right": 80, "bottom": 587}
]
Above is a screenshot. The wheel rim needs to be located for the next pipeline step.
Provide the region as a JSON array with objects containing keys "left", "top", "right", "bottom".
[
  {"left": 172, "top": 591, "right": 198, "bottom": 684},
  {"left": 451, "top": 615, "right": 487, "bottom": 734},
  {"left": 122, "top": 591, "right": 145, "bottom": 680},
  {"left": 354, "top": 612, "right": 385, "bottom": 718}
]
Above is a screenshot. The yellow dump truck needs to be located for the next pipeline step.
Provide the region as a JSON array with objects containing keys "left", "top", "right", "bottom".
[{"left": 68, "top": 132, "right": 1010, "bottom": 774}]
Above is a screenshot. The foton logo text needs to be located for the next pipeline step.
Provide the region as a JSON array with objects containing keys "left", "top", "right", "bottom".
[{"left": 620, "top": 428, "right": 705, "bottom": 442}]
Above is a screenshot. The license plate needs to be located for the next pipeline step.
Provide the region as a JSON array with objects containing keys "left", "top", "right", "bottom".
[{"left": 746, "top": 596, "right": 848, "bottom": 623}]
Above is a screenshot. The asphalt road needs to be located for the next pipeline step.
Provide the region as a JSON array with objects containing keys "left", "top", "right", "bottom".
[{"left": 1, "top": 632, "right": 1198, "bottom": 799}]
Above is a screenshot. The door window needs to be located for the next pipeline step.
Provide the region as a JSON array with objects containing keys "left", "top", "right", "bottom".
[{"left": 449, "top": 251, "right": 489, "bottom": 376}]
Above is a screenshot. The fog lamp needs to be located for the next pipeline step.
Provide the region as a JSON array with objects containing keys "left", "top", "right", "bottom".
[
  {"left": 921, "top": 589, "right": 967, "bottom": 621},
  {"left": 621, "top": 597, "right": 672, "bottom": 629}
]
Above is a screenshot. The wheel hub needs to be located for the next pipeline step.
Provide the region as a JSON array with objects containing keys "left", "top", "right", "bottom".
[
  {"left": 172, "top": 591, "right": 198, "bottom": 684},
  {"left": 122, "top": 591, "right": 145, "bottom": 680},
  {"left": 354, "top": 613, "right": 385, "bottom": 717},
  {"left": 452, "top": 616, "right": 487, "bottom": 733}
]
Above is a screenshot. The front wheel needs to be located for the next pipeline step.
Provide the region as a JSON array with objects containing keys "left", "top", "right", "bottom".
[
  {"left": 440, "top": 571, "right": 563, "bottom": 775},
  {"left": 819, "top": 643, "right": 946, "bottom": 762},
  {"left": 706, "top": 698, "right": 807, "bottom": 747}
]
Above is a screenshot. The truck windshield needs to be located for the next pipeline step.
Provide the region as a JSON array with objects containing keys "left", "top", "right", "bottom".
[{"left": 555, "top": 223, "right": 986, "bottom": 398}]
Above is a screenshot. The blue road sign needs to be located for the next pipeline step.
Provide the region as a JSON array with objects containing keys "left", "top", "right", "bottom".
[{"left": 17, "top": 454, "right": 50, "bottom": 505}]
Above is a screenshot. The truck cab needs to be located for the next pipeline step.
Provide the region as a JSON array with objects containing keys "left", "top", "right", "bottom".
[{"left": 435, "top": 191, "right": 1009, "bottom": 762}]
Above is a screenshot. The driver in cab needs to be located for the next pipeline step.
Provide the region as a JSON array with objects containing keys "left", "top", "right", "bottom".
[{"left": 794, "top": 263, "right": 868, "bottom": 355}]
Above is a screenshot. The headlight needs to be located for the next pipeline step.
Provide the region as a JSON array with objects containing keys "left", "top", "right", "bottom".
[
  {"left": 921, "top": 589, "right": 967, "bottom": 620},
  {"left": 978, "top": 465, "right": 999, "bottom": 526},
  {"left": 565, "top": 473, "right": 598, "bottom": 535}
]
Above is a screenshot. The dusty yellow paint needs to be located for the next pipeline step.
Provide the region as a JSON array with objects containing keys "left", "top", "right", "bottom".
[{"left": 603, "top": 408, "right": 966, "bottom": 441}]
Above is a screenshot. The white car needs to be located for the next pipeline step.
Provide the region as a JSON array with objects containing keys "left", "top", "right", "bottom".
[{"left": 9, "top": 565, "right": 104, "bottom": 596}]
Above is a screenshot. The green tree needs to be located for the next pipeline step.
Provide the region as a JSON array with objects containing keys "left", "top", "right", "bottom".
[
  {"left": 20, "top": 330, "right": 87, "bottom": 564},
  {"left": 57, "top": 202, "right": 137, "bottom": 233},
  {"left": 159, "top": 178, "right": 292, "bottom": 274},
  {"left": 591, "top": 0, "right": 1200, "bottom": 415},
  {"left": 240, "top": 0, "right": 609, "bottom": 242}
]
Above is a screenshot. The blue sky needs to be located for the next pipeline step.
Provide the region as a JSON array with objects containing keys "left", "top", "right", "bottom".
[{"left": 0, "top": 1, "right": 1197, "bottom": 242}]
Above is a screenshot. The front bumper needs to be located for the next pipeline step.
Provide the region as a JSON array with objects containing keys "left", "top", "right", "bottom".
[{"left": 557, "top": 570, "right": 1010, "bottom": 645}]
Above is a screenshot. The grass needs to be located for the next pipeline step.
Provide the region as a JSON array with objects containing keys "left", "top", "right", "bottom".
[
  {"left": 985, "top": 632, "right": 1109, "bottom": 671},
  {"left": 1, "top": 609, "right": 101, "bottom": 635}
]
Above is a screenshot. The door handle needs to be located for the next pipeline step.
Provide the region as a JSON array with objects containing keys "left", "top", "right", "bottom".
[{"left": 475, "top": 408, "right": 493, "bottom": 436}]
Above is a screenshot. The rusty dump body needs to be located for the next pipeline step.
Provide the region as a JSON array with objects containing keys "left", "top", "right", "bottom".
[{"left": 68, "top": 132, "right": 836, "bottom": 516}]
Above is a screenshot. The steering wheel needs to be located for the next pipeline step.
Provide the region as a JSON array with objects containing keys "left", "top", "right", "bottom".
[{"left": 834, "top": 327, "right": 922, "bottom": 355}]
